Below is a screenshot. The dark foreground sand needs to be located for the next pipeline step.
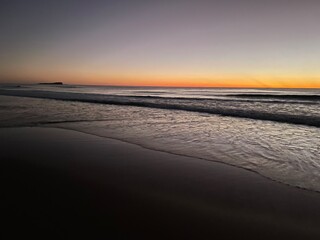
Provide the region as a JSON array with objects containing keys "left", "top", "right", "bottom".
[{"left": 1, "top": 127, "right": 320, "bottom": 239}]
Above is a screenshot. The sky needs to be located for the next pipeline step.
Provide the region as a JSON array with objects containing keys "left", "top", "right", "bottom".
[{"left": 0, "top": 0, "right": 320, "bottom": 88}]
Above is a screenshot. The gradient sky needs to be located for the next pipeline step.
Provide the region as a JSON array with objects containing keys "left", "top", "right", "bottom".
[{"left": 1, "top": 0, "right": 320, "bottom": 88}]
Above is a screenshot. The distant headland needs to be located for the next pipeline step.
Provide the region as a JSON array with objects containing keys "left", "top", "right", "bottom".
[{"left": 38, "top": 82, "right": 63, "bottom": 85}]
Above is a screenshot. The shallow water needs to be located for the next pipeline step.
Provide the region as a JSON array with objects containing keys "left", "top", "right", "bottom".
[{"left": 0, "top": 85, "right": 320, "bottom": 191}]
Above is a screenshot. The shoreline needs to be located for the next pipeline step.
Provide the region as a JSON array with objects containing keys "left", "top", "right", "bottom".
[
  {"left": 3, "top": 123, "right": 320, "bottom": 195},
  {"left": 1, "top": 127, "right": 320, "bottom": 239},
  {"left": 52, "top": 126, "right": 320, "bottom": 195}
]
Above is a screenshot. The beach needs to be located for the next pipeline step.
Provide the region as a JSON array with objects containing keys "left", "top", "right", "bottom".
[{"left": 1, "top": 127, "right": 320, "bottom": 239}]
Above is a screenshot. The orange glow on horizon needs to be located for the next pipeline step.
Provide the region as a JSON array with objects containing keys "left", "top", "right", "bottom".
[
  {"left": 44, "top": 77, "right": 320, "bottom": 89},
  {"left": 1, "top": 72, "right": 320, "bottom": 89}
]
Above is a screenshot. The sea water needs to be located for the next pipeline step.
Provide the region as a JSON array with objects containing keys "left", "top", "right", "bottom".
[{"left": 0, "top": 84, "right": 319, "bottom": 191}]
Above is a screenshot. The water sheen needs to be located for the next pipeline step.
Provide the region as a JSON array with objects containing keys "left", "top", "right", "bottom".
[{"left": 0, "top": 85, "right": 320, "bottom": 191}]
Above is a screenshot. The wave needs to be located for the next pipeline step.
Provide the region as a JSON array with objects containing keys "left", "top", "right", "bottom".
[
  {"left": 0, "top": 89, "right": 319, "bottom": 128},
  {"left": 230, "top": 94, "right": 320, "bottom": 101},
  {"left": 116, "top": 94, "right": 318, "bottom": 104}
]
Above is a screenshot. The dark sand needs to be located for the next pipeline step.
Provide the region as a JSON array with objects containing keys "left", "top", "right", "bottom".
[{"left": 1, "top": 127, "right": 320, "bottom": 239}]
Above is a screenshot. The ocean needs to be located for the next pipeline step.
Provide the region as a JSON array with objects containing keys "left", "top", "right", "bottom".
[{"left": 0, "top": 84, "right": 319, "bottom": 191}]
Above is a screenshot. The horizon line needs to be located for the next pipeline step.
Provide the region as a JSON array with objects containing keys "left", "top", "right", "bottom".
[{"left": 1, "top": 82, "right": 320, "bottom": 90}]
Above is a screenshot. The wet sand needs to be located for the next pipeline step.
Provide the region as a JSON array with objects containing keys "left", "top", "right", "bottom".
[{"left": 1, "top": 127, "right": 320, "bottom": 239}]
